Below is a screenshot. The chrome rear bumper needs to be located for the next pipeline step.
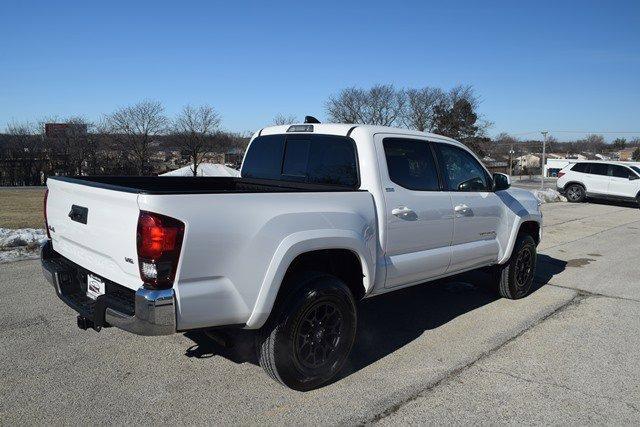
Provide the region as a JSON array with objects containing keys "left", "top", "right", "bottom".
[{"left": 41, "top": 241, "right": 176, "bottom": 336}]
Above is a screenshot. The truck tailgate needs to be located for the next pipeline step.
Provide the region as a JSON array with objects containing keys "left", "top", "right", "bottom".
[{"left": 46, "top": 178, "right": 142, "bottom": 290}]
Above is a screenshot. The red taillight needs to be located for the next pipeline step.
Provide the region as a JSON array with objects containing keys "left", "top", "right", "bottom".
[
  {"left": 557, "top": 172, "right": 565, "bottom": 178},
  {"left": 137, "top": 211, "right": 185, "bottom": 289},
  {"left": 44, "top": 188, "right": 51, "bottom": 239}
]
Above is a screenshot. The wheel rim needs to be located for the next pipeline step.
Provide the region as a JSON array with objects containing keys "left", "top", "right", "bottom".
[
  {"left": 293, "top": 302, "right": 343, "bottom": 371},
  {"left": 515, "top": 247, "right": 534, "bottom": 294},
  {"left": 567, "top": 186, "right": 581, "bottom": 201}
]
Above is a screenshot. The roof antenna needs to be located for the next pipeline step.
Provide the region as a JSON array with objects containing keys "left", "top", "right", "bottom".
[{"left": 304, "top": 115, "right": 320, "bottom": 124}]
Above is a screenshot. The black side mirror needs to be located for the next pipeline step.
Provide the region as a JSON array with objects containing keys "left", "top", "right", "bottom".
[
  {"left": 629, "top": 174, "right": 639, "bottom": 181},
  {"left": 493, "top": 173, "right": 511, "bottom": 191}
]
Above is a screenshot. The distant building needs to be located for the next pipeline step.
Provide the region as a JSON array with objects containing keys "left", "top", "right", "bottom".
[{"left": 616, "top": 148, "right": 635, "bottom": 161}]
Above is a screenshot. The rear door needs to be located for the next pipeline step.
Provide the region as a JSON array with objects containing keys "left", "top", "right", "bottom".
[
  {"left": 378, "top": 136, "right": 454, "bottom": 288},
  {"left": 583, "top": 163, "right": 609, "bottom": 195},
  {"left": 46, "top": 178, "right": 142, "bottom": 290},
  {"left": 607, "top": 164, "right": 640, "bottom": 198},
  {"left": 435, "top": 142, "right": 502, "bottom": 272}
]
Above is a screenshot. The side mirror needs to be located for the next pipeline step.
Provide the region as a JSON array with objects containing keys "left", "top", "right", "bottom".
[
  {"left": 458, "top": 177, "right": 487, "bottom": 192},
  {"left": 493, "top": 173, "right": 511, "bottom": 191},
  {"left": 629, "top": 174, "right": 639, "bottom": 181}
]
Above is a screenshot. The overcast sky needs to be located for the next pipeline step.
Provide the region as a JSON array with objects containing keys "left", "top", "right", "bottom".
[{"left": 2, "top": 0, "right": 639, "bottom": 141}]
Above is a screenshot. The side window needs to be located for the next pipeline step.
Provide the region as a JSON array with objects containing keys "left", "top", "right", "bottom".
[
  {"left": 571, "top": 163, "right": 587, "bottom": 173},
  {"left": 437, "top": 144, "right": 491, "bottom": 191},
  {"left": 609, "top": 164, "right": 631, "bottom": 178},
  {"left": 241, "top": 135, "right": 285, "bottom": 180},
  {"left": 589, "top": 163, "right": 608, "bottom": 176},
  {"left": 383, "top": 138, "right": 440, "bottom": 191}
]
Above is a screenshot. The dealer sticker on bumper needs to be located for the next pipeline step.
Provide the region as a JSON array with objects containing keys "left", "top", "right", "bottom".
[{"left": 87, "top": 274, "right": 105, "bottom": 300}]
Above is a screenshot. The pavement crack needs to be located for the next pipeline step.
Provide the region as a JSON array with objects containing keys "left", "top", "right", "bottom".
[
  {"left": 478, "top": 368, "right": 640, "bottom": 415},
  {"left": 362, "top": 293, "right": 583, "bottom": 425},
  {"left": 546, "top": 283, "right": 640, "bottom": 303}
]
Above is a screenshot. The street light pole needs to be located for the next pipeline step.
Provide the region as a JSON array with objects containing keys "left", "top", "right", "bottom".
[{"left": 541, "top": 130, "right": 548, "bottom": 190}]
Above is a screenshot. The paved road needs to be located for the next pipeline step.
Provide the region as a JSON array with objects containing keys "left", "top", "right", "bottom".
[{"left": 1, "top": 202, "right": 639, "bottom": 424}]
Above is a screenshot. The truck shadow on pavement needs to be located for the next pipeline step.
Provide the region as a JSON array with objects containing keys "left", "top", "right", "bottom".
[{"left": 183, "top": 254, "right": 566, "bottom": 385}]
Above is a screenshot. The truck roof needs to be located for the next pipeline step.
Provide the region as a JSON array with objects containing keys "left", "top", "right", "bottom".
[{"left": 257, "top": 123, "right": 461, "bottom": 145}]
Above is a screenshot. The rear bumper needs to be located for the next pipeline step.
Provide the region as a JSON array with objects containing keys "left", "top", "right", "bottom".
[{"left": 41, "top": 240, "right": 176, "bottom": 336}]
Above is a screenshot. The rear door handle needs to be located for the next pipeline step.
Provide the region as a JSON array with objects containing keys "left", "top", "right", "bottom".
[
  {"left": 454, "top": 204, "right": 473, "bottom": 217},
  {"left": 392, "top": 206, "right": 415, "bottom": 218}
]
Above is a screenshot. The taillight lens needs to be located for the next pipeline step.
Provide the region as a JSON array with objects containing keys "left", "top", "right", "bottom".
[
  {"left": 137, "top": 211, "right": 185, "bottom": 289},
  {"left": 557, "top": 172, "right": 565, "bottom": 178},
  {"left": 44, "top": 188, "right": 51, "bottom": 239}
]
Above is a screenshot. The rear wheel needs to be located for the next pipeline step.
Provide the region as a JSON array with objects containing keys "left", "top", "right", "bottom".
[
  {"left": 494, "top": 234, "right": 537, "bottom": 299},
  {"left": 565, "top": 184, "right": 585, "bottom": 202},
  {"left": 257, "top": 273, "right": 357, "bottom": 391}
]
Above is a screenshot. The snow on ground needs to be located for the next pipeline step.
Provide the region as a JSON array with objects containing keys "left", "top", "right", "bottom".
[
  {"left": 531, "top": 188, "right": 566, "bottom": 204},
  {"left": 0, "top": 228, "right": 47, "bottom": 263}
]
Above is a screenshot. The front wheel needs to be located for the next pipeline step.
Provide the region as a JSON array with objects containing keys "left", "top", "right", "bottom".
[
  {"left": 257, "top": 273, "right": 357, "bottom": 391},
  {"left": 494, "top": 234, "right": 537, "bottom": 299}
]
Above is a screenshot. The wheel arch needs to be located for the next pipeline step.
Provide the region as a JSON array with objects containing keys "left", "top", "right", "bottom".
[
  {"left": 245, "top": 230, "right": 375, "bottom": 329},
  {"left": 498, "top": 217, "right": 542, "bottom": 264},
  {"left": 563, "top": 180, "right": 586, "bottom": 191}
]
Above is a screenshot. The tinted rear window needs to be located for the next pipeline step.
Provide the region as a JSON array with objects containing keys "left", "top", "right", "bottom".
[
  {"left": 589, "top": 163, "right": 608, "bottom": 175},
  {"left": 241, "top": 134, "right": 358, "bottom": 187},
  {"left": 571, "top": 163, "right": 588, "bottom": 173},
  {"left": 383, "top": 138, "right": 439, "bottom": 191}
]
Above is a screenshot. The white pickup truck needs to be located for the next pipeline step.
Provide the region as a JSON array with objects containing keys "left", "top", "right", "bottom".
[{"left": 41, "top": 122, "right": 542, "bottom": 390}]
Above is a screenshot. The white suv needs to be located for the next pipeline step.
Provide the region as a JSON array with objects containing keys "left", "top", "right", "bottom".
[{"left": 557, "top": 161, "right": 640, "bottom": 204}]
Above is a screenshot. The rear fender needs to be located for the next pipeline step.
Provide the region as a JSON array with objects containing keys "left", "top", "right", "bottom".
[{"left": 245, "top": 229, "right": 375, "bottom": 329}]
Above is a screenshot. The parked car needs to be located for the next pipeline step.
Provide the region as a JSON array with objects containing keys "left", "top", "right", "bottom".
[
  {"left": 41, "top": 122, "right": 543, "bottom": 390},
  {"left": 556, "top": 161, "right": 640, "bottom": 204}
]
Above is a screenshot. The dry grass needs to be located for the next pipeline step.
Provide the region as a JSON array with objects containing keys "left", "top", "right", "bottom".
[{"left": 0, "top": 187, "right": 46, "bottom": 229}]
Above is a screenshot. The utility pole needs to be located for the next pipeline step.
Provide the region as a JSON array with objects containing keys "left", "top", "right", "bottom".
[
  {"left": 509, "top": 144, "right": 514, "bottom": 176},
  {"left": 541, "top": 130, "right": 548, "bottom": 190}
]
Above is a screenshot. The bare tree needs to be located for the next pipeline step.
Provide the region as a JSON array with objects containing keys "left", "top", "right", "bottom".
[
  {"left": 272, "top": 114, "right": 298, "bottom": 125},
  {"left": 4, "top": 121, "right": 43, "bottom": 185},
  {"left": 105, "top": 100, "right": 169, "bottom": 175},
  {"left": 365, "top": 85, "right": 405, "bottom": 126},
  {"left": 173, "top": 104, "right": 222, "bottom": 176},
  {"left": 325, "top": 87, "right": 367, "bottom": 123},
  {"left": 325, "top": 84, "right": 405, "bottom": 126},
  {"left": 402, "top": 87, "right": 444, "bottom": 131},
  {"left": 579, "top": 134, "right": 606, "bottom": 154},
  {"left": 63, "top": 117, "right": 92, "bottom": 176}
]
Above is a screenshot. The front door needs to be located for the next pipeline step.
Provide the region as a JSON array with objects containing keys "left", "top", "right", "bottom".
[
  {"left": 607, "top": 164, "right": 639, "bottom": 199},
  {"left": 378, "top": 136, "right": 454, "bottom": 288},
  {"left": 435, "top": 143, "right": 501, "bottom": 272}
]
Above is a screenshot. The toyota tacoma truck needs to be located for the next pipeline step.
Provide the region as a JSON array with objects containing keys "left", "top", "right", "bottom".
[{"left": 41, "top": 121, "right": 542, "bottom": 391}]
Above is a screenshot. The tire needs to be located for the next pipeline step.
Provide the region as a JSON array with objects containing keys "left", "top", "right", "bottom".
[
  {"left": 565, "top": 184, "right": 585, "bottom": 203},
  {"left": 257, "top": 273, "right": 357, "bottom": 391},
  {"left": 495, "top": 234, "right": 537, "bottom": 299}
]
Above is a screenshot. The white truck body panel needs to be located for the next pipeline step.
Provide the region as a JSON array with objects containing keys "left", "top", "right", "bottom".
[{"left": 45, "top": 123, "right": 543, "bottom": 332}]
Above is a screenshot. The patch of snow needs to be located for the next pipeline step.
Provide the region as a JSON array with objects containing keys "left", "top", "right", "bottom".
[
  {"left": 0, "top": 228, "right": 47, "bottom": 263},
  {"left": 0, "top": 228, "right": 47, "bottom": 249},
  {"left": 532, "top": 188, "right": 566, "bottom": 204}
]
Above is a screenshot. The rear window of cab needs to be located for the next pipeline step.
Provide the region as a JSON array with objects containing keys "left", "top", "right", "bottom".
[{"left": 241, "top": 134, "right": 359, "bottom": 188}]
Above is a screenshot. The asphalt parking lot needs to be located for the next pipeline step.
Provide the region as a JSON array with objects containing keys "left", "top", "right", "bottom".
[{"left": 1, "top": 201, "right": 639, "bottom": 424}]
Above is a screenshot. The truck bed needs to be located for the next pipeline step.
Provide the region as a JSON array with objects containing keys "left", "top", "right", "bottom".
[{"left": 49, "top": 176, "right": 361, "bottom": 194}]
